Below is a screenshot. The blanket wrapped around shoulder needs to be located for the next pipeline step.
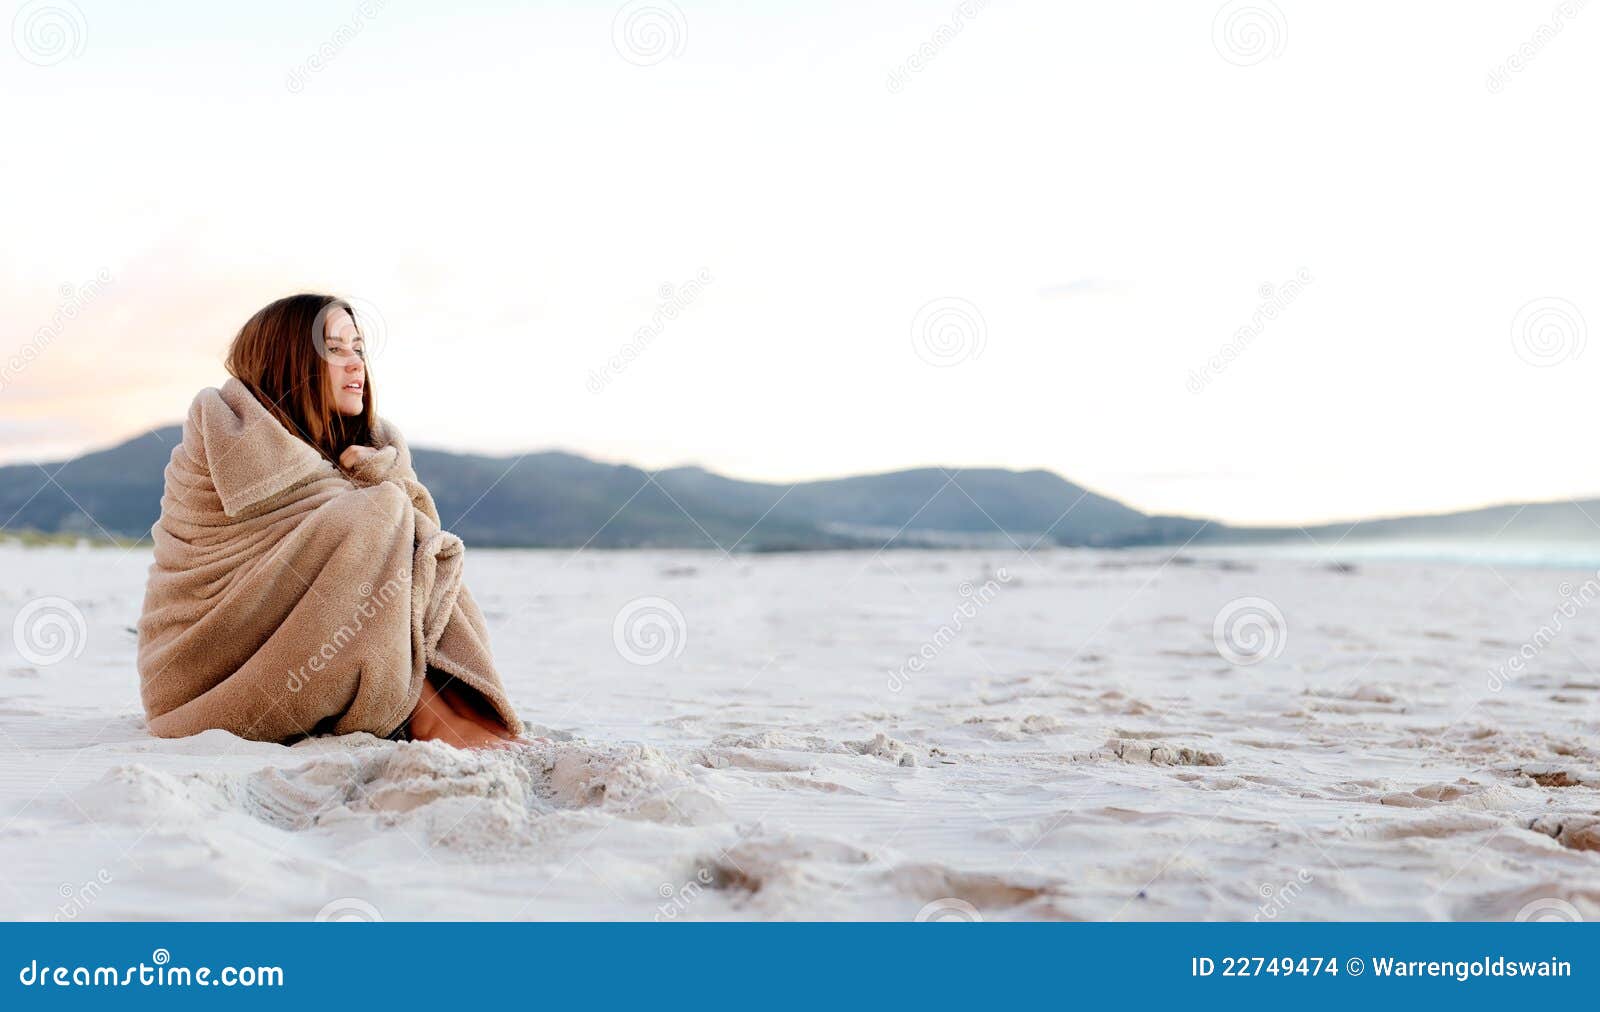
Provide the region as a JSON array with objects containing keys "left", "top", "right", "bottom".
[{"left": 137, "top": 378, "right": 523, "bottom": 742}]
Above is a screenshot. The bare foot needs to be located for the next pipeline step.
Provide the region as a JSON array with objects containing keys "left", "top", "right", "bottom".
[{"left": 406, "top": 676, "right": 519, "bottom": 750}]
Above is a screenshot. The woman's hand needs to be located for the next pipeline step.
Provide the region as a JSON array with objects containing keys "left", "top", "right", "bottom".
[{"left": 339, "top": 444, "right": 379, "bottom": 471}]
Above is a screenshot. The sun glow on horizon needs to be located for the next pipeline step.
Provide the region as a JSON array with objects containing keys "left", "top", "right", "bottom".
[{"left": 3, "top": 1, "right": 1598, "bottom": 527}]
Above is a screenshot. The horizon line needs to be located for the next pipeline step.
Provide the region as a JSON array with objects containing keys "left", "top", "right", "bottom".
[{"left": 4, "top": 419, "right": 1598, "bottom": 535}]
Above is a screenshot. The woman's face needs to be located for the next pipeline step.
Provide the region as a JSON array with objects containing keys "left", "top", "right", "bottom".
[{"left": 323, "top": 307, "right": 366, "bottom": 416}]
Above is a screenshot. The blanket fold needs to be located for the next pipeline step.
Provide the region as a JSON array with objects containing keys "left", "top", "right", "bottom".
[{"left": 137, "top": 378, "right": 523, "bottom": 742}]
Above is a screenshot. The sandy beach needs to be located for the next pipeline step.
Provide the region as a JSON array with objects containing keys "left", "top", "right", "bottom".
[{"left": 2, "top": 542, "right": 1597, "bottom": 921}]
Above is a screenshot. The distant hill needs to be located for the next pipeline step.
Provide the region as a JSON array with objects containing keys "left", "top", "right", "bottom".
[
  {"left": 650, "top": 465, "right": 1207, "bottom": 548},
  {"left": 0, "top": 425, "right": 1208, "bottom": 549},
  {"left": 1221, "top": 500, "right": 1600, "bottom": 545},
  {"left": 0, "top": 426, "right": 177, "bottom": 540},
  {"left": 3, "top": 425, "right": 1596, "bottom": 551}
]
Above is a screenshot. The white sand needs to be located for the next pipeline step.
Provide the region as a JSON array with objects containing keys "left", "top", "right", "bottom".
[{"left": 2, "top": 542, "right": 1598, "bottom": 921}]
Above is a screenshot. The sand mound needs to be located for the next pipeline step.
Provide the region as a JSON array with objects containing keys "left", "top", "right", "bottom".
[
  {"left": 888, "top": 863, "right": 1061, "bottom": 912},
  {"left": 845, "top": 732, "right": 918, "bottom": 767},
  {"left": 542, "top": 742, "right": 722, "bottom": 823},
  {"left": 1351, "top": 810, "right": 1504, "bottom": 841},
  {"left": 711, "top": 731, "right": 848, "bottom": 753},
  {"left": 689, "top": 748, "right": 817, "bottom": 773},
  {"left": 1104, "top": 738, "right": 1224, "bottom": 767},
  {"left": 1526, "top": 814, "right": 1600, "bottom": 852},
  {"left": 1508, "top": 764, "right": 1600, "bottom": 789},
  {"left": 76, "top": 737, "right": 725, "bottom": 860},
  {"left": 960, "top": 714, "right": 1069, "bottom": 740},
  {"left": 1377, "top": 781, "right": 1523, "bottom": 812}
]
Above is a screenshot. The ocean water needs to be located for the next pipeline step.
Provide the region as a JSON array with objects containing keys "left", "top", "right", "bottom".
[{"left": 1192, "top": 538, "right": 1600, "bottom": 573}]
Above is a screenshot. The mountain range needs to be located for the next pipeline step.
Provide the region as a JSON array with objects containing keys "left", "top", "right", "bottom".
[{"left": 1, "top": 425, "right": 1596, "bottom": 550}]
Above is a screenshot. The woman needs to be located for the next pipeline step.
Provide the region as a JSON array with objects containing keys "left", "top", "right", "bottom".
[{"left": 137, "top": 294, "right": 524, "bottom": 750}]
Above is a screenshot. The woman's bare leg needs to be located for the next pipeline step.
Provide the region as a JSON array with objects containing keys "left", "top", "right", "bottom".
[
  {"left": 438, "top": 676, "right": 518, "bottom": 738},
  {"left": 405, "top": 674, "right": 517, "bottom": 750}
]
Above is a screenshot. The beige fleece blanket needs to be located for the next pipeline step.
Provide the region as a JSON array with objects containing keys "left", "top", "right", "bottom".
[{"left": 137, "top": 378, "right": 523, "bottom": 742}]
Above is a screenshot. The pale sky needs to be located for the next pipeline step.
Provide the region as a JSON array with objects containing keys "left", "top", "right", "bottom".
[{"left": 2, "top": 1, "right": 1597, "bottom": 525}]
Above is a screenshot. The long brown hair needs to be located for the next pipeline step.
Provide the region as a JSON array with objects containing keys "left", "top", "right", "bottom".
[{"left": 225, "top": 293, "right": 377, "bottom": 469}]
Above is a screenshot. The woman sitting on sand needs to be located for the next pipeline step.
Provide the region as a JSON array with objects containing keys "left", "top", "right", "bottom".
[{"left": 136, "top": 294, "right": 524, "bottom": 750}]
